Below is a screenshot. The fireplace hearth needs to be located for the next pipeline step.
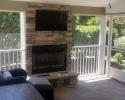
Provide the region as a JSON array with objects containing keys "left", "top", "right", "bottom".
[{"left": 32, "top": 44, "right": 67, "bottom": 74}]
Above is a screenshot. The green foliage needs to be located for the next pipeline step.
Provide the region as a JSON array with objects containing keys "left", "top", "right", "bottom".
[
  {"left": 112, "top": 17, "right": 125, "bottom": 47},
  {"left": 111, "top": 17, "right": 125, "bottom": 69},
  {"left": 114, "top": 36, "right": 125, "bottom": 49},
  {"left": 113, "top": 17, "right": 125, "bottom": 37},
  {"left": 0, "top": 12, "right": 20, "bottom": 33},
  {"left": 72, "top": 16, "right": 99, "bottom": 46},
  {"left": 0, "top": 12, "right": 20, "bottom": 49},
  {"left": 0, "top": 33, "right": 20, "bottom": 49},
  {"left": 86, "top": 16, "right": 99, "bottom": 25},
  {"left": 76, "top": 25, "right": 99, "bottom": 32},
  {"left": 113, "top": 52, "right": 123, "bottom": 64}
]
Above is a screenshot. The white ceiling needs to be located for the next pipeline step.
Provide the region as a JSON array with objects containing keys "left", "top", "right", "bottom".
[{"left": 11, "top": 0, "right": 118, "bottom": 7}]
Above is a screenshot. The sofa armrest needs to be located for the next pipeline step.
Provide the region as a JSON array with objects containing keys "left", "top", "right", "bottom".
[
  {"left": 27, "top": 76, "right": 54, "bottom": 100},
  {"left": 9, "top": 68, "right": 27, "bottom": 77},
  {"left": 0, "top": 76, "right": 27, "bottom": 86}
]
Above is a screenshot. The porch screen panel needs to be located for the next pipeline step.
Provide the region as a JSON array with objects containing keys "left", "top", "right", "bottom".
[
  {"left": 110, "top": 16, "right": 125, "bottom": 71},
  {"left": 72, "top": 16, "right": 100, "bottom": 75},
  {"left": 0, "top": 12, "right": 23, "bottom": 70}
]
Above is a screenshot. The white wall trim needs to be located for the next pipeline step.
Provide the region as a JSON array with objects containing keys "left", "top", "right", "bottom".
[
  {"left": 20, "top": 12, "right": 26, "bottom": 70},
  {"left": 106, "top": 15, "right": 113, "bottom": 76}
]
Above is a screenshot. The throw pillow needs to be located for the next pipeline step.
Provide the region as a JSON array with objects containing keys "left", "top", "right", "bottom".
[{"left": 3, "top": 71, "right": 13, "bottom": 80}]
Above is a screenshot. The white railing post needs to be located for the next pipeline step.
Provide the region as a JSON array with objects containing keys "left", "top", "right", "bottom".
[
  {"left": 0, "top": 49, "right": 24, "bottom": 70},
  {"left": 8, "top": 51, "right": 10, "bottom": 70},
  {"left": 95, "top": 46, "right": 99, "bottom": 74},
  {"left": 72, "top": 45, "right": 100, "bottom": 75},
  {"left": 0, "top": 52, "right": 1, "bottom": 70},
  {"left": 13, "top": 51, "right": 15, "bottom": 69},
  {"left": 4, "top": 52, "right": 6, "bottom": 68},
  {"left": 98, "top": 16, "right": 106, "bottom": 74},
  {"left": 82, "top": 48, "right": 85, "bottom": 74},
  {"left": 16, "top": 51, "right": 18, "bottom": 68},
  {"left": 85, "top": 47, "right": 87, "bottom": 75}
]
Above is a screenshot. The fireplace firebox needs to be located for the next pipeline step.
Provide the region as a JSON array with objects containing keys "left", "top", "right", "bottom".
[{"left": 32, "top": 44, "right": 67, "bottom": 74}]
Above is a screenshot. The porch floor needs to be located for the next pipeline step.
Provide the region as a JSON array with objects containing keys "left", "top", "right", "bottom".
[{"left": 54, "top": 75, "right": 125, "bottom": 100}]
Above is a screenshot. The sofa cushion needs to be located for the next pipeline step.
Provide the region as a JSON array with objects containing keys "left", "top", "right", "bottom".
[
  {"left": 9, "top": 68, "right": 27, "bottom": 77},
  {"left": 28, "top": 76, "right": 54, "bottom": 100},
  {"left": 28, "top": 76, "right": 52, "bottom": 89},
  {"left": 0, "top": 83, "right": 44, "bottom": 100}
]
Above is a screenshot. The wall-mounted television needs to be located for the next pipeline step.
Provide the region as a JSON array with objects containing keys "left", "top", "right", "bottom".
[{"left": 35, "top": 10, "right": 68, "bottom": 31}]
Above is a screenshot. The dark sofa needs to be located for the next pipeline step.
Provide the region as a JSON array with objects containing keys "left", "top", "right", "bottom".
[
  {"left": 0, "top": 69, "right": 27, "bottom": 86},
  {"left": 0, "top": 68, "right": 54, "bottom": 100},
  {"left": 0, "top": 83, "right": 44, "bottom": 100}
]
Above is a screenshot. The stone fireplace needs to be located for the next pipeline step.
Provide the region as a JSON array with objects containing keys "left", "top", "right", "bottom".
[
  {"left": 26, "top": 3, "right": 72, "bottom": 75},
  {"left": 32, "top": 44, "right": 67, "bottom": 74}
]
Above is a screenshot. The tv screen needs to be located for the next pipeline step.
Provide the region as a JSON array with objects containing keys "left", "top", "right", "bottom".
[{"left": 35, "top": 10, "right": 68, "bottom": 31}]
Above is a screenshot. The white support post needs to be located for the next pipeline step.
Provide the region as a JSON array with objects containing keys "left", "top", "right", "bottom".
[
  {"left": 98, "top": 16, "right": 106, "bottom": 74},
  {"left": 20, "top": 12, "right": 26, "bottom": 70},
  {"left": 106, "top": 15, "right": 113, "bottom": 76}
]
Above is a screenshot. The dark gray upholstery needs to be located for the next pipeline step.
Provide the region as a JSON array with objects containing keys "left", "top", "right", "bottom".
[
  {"left": 0, "top": 76, "right": 26, "bottom": 86},
  {"left": 9, "top": 68, "right": 27, "bottom": 77},
  {"left": 0, "top": 71, "right": 4, "bottom": 81},
  {"left": 0, "top": 83, "right": 44, "bottom": 100},
  {"left": 28, "top": 76, "right": 54, "bottom": 100},
  {"left": 0, "top": 69, "right": 54, "bottom": 100},
  {"left": 0, "top": 70, "right": 26, "bottom": 86}
]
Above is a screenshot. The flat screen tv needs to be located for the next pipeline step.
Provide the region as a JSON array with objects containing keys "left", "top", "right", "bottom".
[{"left": 35, "top": 10, "right": 68, "bottom": 31}]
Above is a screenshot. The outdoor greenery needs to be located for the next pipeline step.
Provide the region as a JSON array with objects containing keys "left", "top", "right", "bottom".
[
  {"left": 113, "top": 52, "right": 123, "bottom": 64},
  {"left": 111, "top": 17, "right": 125, "bottom": 70},
  {"left": 114, "top": 36, "right": 125, "bottom": 49},
  {"left": 0, "top": 12, "right": 20, "bottom": 49},
  {"left": 72, "top": 15, "right": 125, "bottom": 70},
  {"left": 112, "top": 17, "right": 125, "bottom": 48},
  {"left": 72, "top": 16, "right": 100, "bottom": 46},
  {"left": 1, "top": 13, "right": 125, "bottom": 70}
]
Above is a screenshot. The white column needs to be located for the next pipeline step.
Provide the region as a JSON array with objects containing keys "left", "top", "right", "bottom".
[
  {"left": 20, "top": 12, "right": 26, "bottom": 70},
  {"left": 106, "top": 15, "right": 113, "bottom": 76},
  {"left": 98, "top": 16, "right": 106, "bottom": 74}
]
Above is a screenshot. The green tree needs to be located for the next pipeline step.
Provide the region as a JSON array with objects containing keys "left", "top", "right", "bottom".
[
  {"left": 113, "top": 52, "right": 123, "bottom": 64},
  {"left": 114, "top": 36, "right": 125, "bottom": 49},
  {"left": 112, "top": 17, "right": 125, "bottom": 47},
  {"left": 72, "top": 16, "right": 99, "bottom": 46},
  {"left": 113, "top": 17, "right": 125, "bottom": 37},
  {"left": 0, "top": 12, "right": 20, "bottom": 49}
]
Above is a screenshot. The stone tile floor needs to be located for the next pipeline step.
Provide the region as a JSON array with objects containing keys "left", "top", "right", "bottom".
[{"left": 54, "top": 75, "right": 125, "bottom": 100}]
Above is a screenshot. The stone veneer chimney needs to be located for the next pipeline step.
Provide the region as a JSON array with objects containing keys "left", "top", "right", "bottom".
[{"left": 26, "top": 3, "right": 72, "bottom": 75}]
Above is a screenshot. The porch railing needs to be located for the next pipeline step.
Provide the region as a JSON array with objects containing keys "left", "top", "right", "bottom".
[
  {"left": 0, "top": 49, "right": 25, "bottom": 71},
  {"left": 71, "top": 45, "right": 100, "bottom": 75}
]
